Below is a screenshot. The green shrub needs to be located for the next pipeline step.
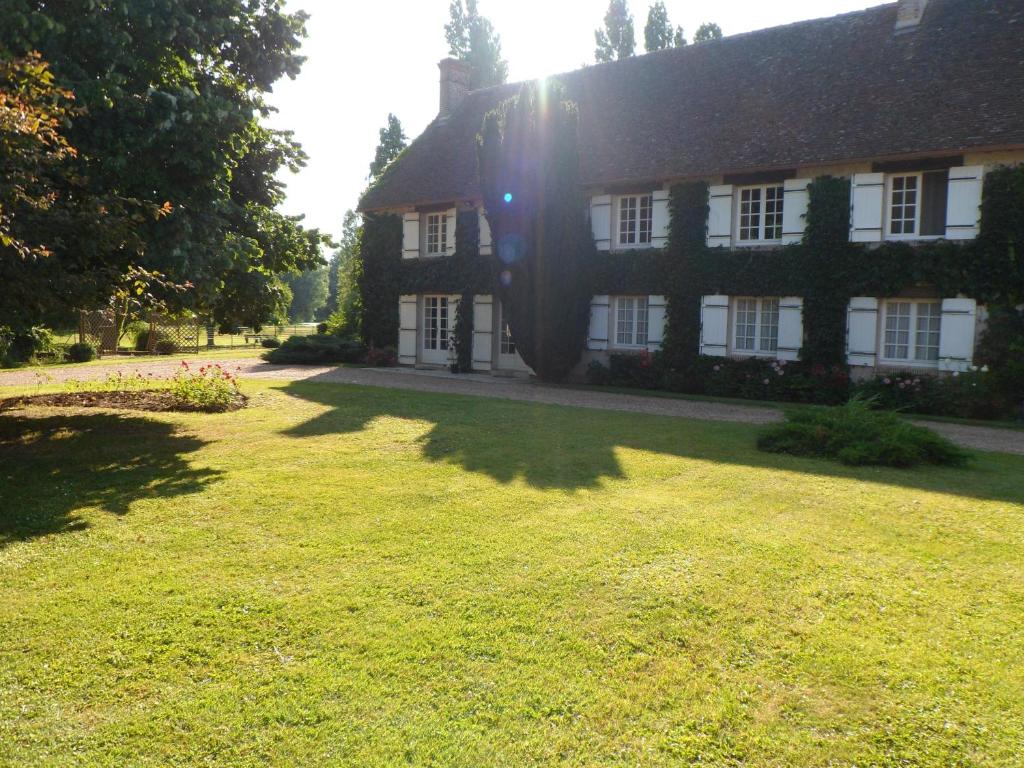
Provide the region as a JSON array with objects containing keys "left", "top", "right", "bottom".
[
  {"left": 126, "top": 321, "right": 151, "bottom": 351},
  {"left": 365, "top": 345, "right": 397, "bottom": 367},
  {"left": 154, "top": 338, "right": 178, "bottom": 355},
  {"left": 261, "top": 337, "right": 282, "bottom": 349},
  {"left": 67, "top": 343, "right": 96, "bottom": 363},
  {"left": 263, "top": 334, "right": 365, "bottom": 365},
  {"left": 758, "top": 398, "right": 971, "bottom": 468},
  {"left": 316, "top": 322, "right": 328, "bottom": 335},
  {"left": 851, "top": 369, "right": 1012, "bottom": 420}
]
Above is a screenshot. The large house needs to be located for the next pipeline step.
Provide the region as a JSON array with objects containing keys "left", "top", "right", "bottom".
[{"left": 359, "top": 0, "right": 1024, "bottom": 378}]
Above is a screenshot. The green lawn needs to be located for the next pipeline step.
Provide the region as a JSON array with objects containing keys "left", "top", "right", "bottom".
[{"left": 2, "top": 380, "right": 1023, "bottom": 766}]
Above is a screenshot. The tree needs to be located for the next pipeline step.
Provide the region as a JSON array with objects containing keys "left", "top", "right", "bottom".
[
  {"left": 368, "top": 114, "right": 407, "bottom": 182},
  {"left": 644, "top": 2, "right": 671, "bottom": 52},
  {"left": 445, "top": 0, "right": 509, "bottom": 90},
  {"left": 673, "top": 26, "right": 687, "bottom": 48},
  {"left": 595, "top": 0, "right": 636, "bottom": 63},
  {"left": 1, "top": 1, "right": 330, "bottom": 332},
  {"left": 478, "top": 80, "right": 593, "bottom": 381},
  {"left": 693, "top": 22, "right": 723, "bottom": 43},
  {"left": 284, "top": 266, "right": 329, "bottom": 323},
  {"left": 326, "top": 210, "right": 363, "bottom": 336}
]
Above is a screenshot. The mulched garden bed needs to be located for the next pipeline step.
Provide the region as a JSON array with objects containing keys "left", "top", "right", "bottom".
[{"left": 0, "top": 390, "right": 247, "bottom": 414}]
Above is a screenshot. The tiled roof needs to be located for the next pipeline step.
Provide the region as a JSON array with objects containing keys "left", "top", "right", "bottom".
[{"left": 360, "top": 0, "right": 1024, "bottom": 211}]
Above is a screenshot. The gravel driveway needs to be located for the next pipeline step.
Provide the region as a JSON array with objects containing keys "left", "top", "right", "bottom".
[{"left": 2, "top": 356, "right": 1023, "bottom": 455}]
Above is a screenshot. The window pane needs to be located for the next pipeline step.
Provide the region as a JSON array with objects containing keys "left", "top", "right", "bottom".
[
  {"left": 426, "top": 214, "right": 440, "bottom": 254},
  {"left": 440, "top": 215, "right": 448, "bottom": 253},
  {"left": 884, "top": 301, "right": 911, "bottom": 359},
  {"left": 735, "top": 298, "right": 757, "bottom": 350},
  {"left": 439, "top": 297, "right": 449, "bottom": 350},
  {"left": 636, "top": 297, "right": 649, "bottom": 346},
  {"left": 890, "top": 175, "right": 918, "bottom": 236},
  {"left": 638, "top": 195, "right": 653, "bottom": 244},
  {"left": 764, "top": 186, "right": 784, "bottom": 241},
  {"left": 739, "top": 188, "right": 762, "bottom": 241},
  {"left": 616, "top": 297, "right": 635, "bottom": 345},
  {"left": 920, "top": 170, "right": 949, "bottom": 237},
  {"left": 424, "top": 297, "right": 438, "bottom": 350},
  {"left": 915, "top": 302, "right": 941, "bottom": 361},
  {"left": 619, "top": 197, "right": 637, "bottom": 245},
  {"left": 759, "top": 298, "right": 779, "bottom": 353}
]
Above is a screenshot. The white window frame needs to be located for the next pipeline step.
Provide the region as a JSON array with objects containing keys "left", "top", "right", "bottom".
[
  {"left": 615, "top": 194, "right": 654, "bottom": 249},
  {"left": 424, "top": 212, "right": 449, "bottom": 256},
  {"left": 731, "top": 297, "right": 780, "bottom": 356},
  {"left": 613, "top": 296, "right": 649, "bottom": 348},
  {"left": 422, "top": 295, "right": 450, "bottom": 352},
  {"left": 880, "top": 299, "right": 942, "bottom": 366},
  {"left": 735, "top": 184, "right": 784, "bottom": 245},
  {"left": 885, "top": 173, "right": 922, "bottom": 240}
]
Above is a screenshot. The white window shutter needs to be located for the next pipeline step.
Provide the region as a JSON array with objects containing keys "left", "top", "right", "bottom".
[
  {"left": 399, "top": 295, "right": 418, "bottom": 364},
  {"left": 471, "top": 295, "right": 493, "bottom": 371},
  {"left": 781, "top": 179, "right": 811, "bottom": 245},
  {"left": 478, "top": 209, "right": 492, "bottom": 255},
  {"left": 707, "top": 185, "right": 733, "bottom": 248},
  {"left": 588, "top": 295, "right": 610, "bottom": 350},
  {"left": 700, "top": 295, "right": 729, "bottom": 357},
  {"left": 850, "top": 173, "right": 885, "bottom": 242},
  {"left": 846, "top": 297, "right": 879, "bottom": 367},
  {"left": 651, "top": 190, "right": 670, "bottom": 248},
  {"left": 647, "top": 295, "right": 667, "bottom": 351},
  {"left": 945, "top": 166, "right": 984, "bottom": 240},
  {"left": 402, "top": 213, "right": 420, "bottom": 259},
  {"left": 590, "top": 195, "right": 612, "bottom": 251},
  {"left": 777, "top": 297, "right": 804, "bottom": 361},
  {"left": 938, "top": 298, "right": 977, "bottom": 372},
  {"left": 446, "top": 208, "right": 458, "bottom": 254}
]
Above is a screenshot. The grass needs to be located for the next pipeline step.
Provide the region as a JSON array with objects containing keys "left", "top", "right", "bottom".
[{"left": 2, "top": 380, "right": 1023, "bottom": 766}]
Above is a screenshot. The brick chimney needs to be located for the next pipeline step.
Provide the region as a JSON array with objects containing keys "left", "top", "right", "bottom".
[
  {"left": 894, "top": 0, "right": 930, "bottom": 32},
  {"left": 438, "top": 58, "right": 471, "bottom": 118}
]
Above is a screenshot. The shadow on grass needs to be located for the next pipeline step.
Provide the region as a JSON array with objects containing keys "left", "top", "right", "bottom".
[
  {"left": 0, "top": 411, "right": 220, "bottom": 547},
  {"left": 279, "top": 379, "right": 1024, "bottom": 503}
]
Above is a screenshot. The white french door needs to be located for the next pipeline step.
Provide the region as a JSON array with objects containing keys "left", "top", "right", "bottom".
[{"left": 421, "top": 295, "right": 451, "bottom": 365}]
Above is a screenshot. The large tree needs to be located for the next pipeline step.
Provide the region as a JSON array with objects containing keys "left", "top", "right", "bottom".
[
  {"left": 595, "top": 0, "right": 636, "bottom": 63},
  {"left": 368, "top": 114, "right": 407, "bottom": 182},
  {"left": 644, "top": 2, "right": 686, "bottom": 52},
  {"left": 0, "top": 1, "right": 329, "bottom": 332},
  {"left": 478, "top": 80, "right": 593, "bottom": 381},
  {"left": 326, "top": 210, "right": 363, "bottom": 336},
  {"left": 445, "top": 0, "right": 509, "bottom": 90},
  {"left": 284, "top": 266, "right": 329, "bottom": 323}
]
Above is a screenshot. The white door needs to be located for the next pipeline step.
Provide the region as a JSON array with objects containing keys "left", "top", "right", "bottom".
[
  {"left": 496, "top": 302, "right": 530, "bottom": 372},
  {"left": 421, "top": 296, "right": 452, "bottom": 365}
]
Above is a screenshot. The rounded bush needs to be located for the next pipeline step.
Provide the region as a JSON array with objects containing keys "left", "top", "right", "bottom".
[
  {"left": 261, "top": 337, "right": 282, "bottom": 349},
  {"left": 67, "top": 342, "right": 96, "bottom": 363},
  {"left": 154, "top": 339, "right": 178, "bottom": 355}
]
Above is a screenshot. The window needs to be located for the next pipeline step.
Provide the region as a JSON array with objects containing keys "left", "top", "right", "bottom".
[
  {"left": 882, "top": 300, "right": 941, "bottom": 363},
  {"left": 617, "top": 195, "right": 653, "bottom": 247},
  {"left": 887, "top": 171, "right": 948, "bottom": 238},
  {"left": 737, "top": 185, "right": 784, "bottom": 243},
  {"left": 499, "top": 314, "right": 516, "bottom": 356},
  {"left": 423, "top": 296, "right": 449, "bottom": 351},
  {"left": 733, "top": 297, "right": 779, "bottom": 354},
  {"left": 614, "top": 296, "right": 649, "bottom": 347},
  {"left": 425, "top": 213, "right": 448, "bottom": 255}
]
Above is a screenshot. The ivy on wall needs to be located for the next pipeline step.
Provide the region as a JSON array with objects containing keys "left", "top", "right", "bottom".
[{"left": 360, "top": 163, "right": 1024, "bottom": 402}]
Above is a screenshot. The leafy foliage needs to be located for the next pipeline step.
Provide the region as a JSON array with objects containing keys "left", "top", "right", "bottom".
[
  {"left": 644, "top": 2, "right": 685, "bottom": 52},
  {"left": 170, "top": 362, "right": 241, "bottom": 411},
  {"left": 357, "top": 214, "right": 403, "bottom": 349},
  {"left": 262, "top": 335, "right": 366, "bottom": 365},
  {"left": 1, "top": 1, "right": 329, "bottom": 331},
  {"left": 445, "top": 0, "right": 509, "bottom": 90},
  {"left": 66, "top": 342, "right": 95, "bottom": 363},
  {"left": 368, "top": 114, "right": 408, "bottom": 183},
  {"left": 284, "top": 266, "right": 329, "bottom": 323},
  {"left": 478, "top": 80, "right": 594, "bottom": 381},
  {"left": 693, "top": 22, "right": 724, "bottom": 43},
  {"left": 595, "top": 0, "right": 636, "bottom": 62},
  {"left": 758, "top": 398, "right": 971, "bottom": 468}
]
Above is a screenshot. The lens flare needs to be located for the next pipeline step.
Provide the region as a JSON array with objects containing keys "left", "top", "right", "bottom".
[
  {"left": 500, "top": 270, "right": 512, "bottom": 287},
  {"left": 504, "top": 192, "right": 513, "bottom": 203}
]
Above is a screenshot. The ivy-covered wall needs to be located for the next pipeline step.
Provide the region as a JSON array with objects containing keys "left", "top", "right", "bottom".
[{"left": 359, "top": 165, "right": 1024, "bottom": 384}]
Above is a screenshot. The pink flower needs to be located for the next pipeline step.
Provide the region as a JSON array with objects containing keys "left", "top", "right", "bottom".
[
  {"left": 763, "top": 379, "right": 770, "bottom": 385},
  {"left": 883, "top": 378, "right": 891, "bottom": 385}
]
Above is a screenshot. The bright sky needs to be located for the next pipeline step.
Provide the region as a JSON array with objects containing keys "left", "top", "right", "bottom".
[{"left": 267, "top": 0, "right": 882, "bottom": 242}]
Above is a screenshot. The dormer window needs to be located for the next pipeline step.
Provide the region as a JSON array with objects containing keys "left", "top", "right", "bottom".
[
  {"left": 616, "top": 195, "right": 653, "bottom": 247},
  {"left": 886, "top": 171, "right": 947, "bottom": 239},
  {"left": 737, "top": 185, "right": 784, "bottom": 244},
  {"left": 425, "top": 212, "right": 449, "bottom": 255}
]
